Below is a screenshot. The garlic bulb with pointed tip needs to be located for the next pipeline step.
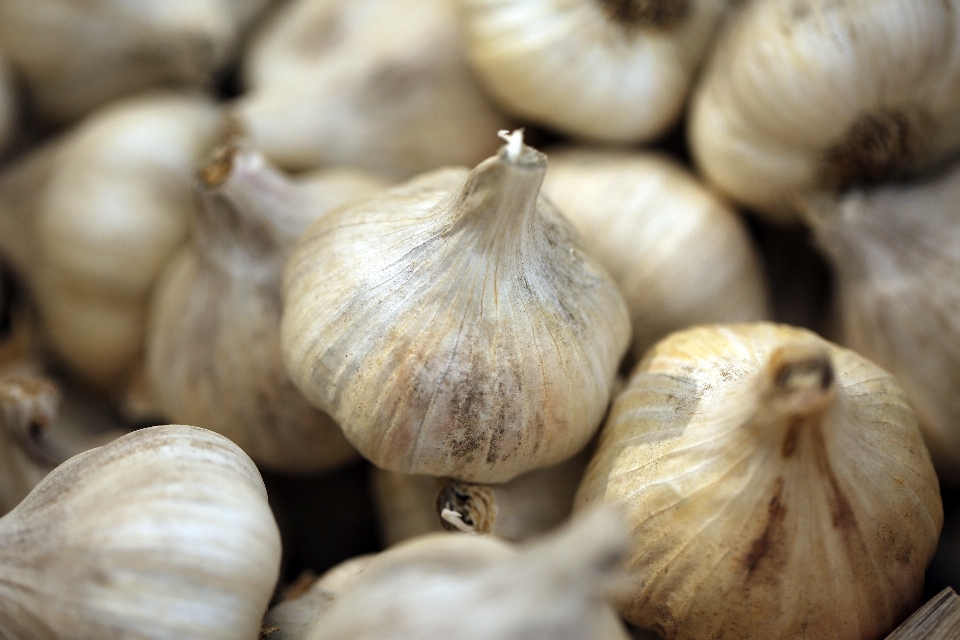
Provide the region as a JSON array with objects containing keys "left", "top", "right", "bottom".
[
  {"left": 542, "top": 148, "right": 769, "bottom": 359},
  {"left": 146, "top": 145, "right": 385, "bottom": 472},
  {"left": 689, "top": 0, "right": 960, "bottom": 222},
  {"left": 576, "top": 323, "right": 942, "bottom": 639},
  {"left": 233, "top": 0, "right": 512, "bottom": 177},
  {"left": 282, "top": 131, "right": 631, "bottom": 482},
  {"left": 459, "top": 0, "right": 729, "bottom": 142}
]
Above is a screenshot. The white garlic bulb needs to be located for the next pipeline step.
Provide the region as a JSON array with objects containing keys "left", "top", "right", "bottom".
[
  {"left": 576, "top": 323, "right": 942, "bottom": 639},
  {"left": 0, "top": 424, "right": 282, "bottom": 639},
  {"left": 0, "top": 49, "right": 15, "bottom": 154},
  {"left": 542, "top": 148, "right": 769, "bottom": 358},
  {"left": 0, "top": 0, "right": 272, "bottom": 123},
  {"left": 801, "top": 162, "right": 960, "bottom": 484},
  {"left": 232, "top": 0, "right": 512, "bottom": 178},
  {"left": 459, "top": 0, "right": 729, "bottom": 142},
  {"left": 146, "top": 145, "right": 385, "bottom": 473},
  {"left": 282, "top": 131, "right": 631, "bottom": 482},
  {"left": 689, "top": 0, "right": 960, "bottom": 221}
]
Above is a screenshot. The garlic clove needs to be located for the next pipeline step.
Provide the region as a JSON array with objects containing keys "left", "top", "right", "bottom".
[
  {"left": 689, "top": 0, "right": 960, "bottom": 222},
  {"left": 232, "top": 0, "right": 512, "bottom": 178},
  {"left": 576, "top": 323, "right": 942, "bottom": 639},
  {"left": 0, "top": 424, "right": 282, "bottom": 640},
  {"left": 282, "top": 131, "right": 631, "bottom": 482},
  {"left": 459, "top": 0, "right": 730, "bottom": 143},
  {"left": 542, "top": 147, "right": 769, "bottom": 359}
]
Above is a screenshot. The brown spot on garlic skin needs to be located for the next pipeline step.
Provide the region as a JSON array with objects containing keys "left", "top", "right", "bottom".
[
  {"left": 744, "top": 478, "right": 787, "bottom": 577},
  {"left": 199, "top": 145, "right": 238, "bottom": 188},
  {"left": 822, "top": 109, "right": 927, "bottom": 189},
  {"left": 597, "top": 0, "right": 691, "bottom": 29},
  {"left": 437, "top": 480, "right": 497, "bottom": 534}
]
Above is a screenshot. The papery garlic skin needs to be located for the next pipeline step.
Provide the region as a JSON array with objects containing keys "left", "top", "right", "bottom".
[
  {"left": 0, "top": 51, "right": 15, "bottom": 154},
  {"left": 543, "top": 148, "right": 769, "bottom": 358},
  {"left": 459, "top": 0, "right": 728, "bottom": 142},
  {"left": 0, "top": 0, "right": 271, "bottom": 123},
  {"left": 0, "top": 424, "right": 281, "bottom": 640},
  {"left": 690, "top": 0, "right": 960, "bottom": 222},
  {"left": 282, "top": 135, "right": 630, "bottom": 482},
  {"left": 146, "top": 146, "right": 380, "bottom": 473},
  {"left": 576, "top": 323, "right": 941, "bottom": 639},
  {"left": 233, "top": 0, "right": 512, "bottom": 178}
]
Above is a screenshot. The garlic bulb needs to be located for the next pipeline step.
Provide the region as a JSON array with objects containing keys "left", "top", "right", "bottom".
[
  {"left": 689, "top": 0, "right": 960, "bottom": 222},
  {"left": 232, "top": 0, "right": 512, "bottom": 178},
  {"left": 282, "top": 131, "right": 631, "bottom": 482},
  {"left": 0, "top": 0, "right": 272, "bottom": 123},
  {"left": 459, "top": 0, "right": 728, "bottom": 142},
  {"left": 576, "top": 323, "right": 942, "bottom": 639},
  {"left": 266, "top": 507, "right": 630, "bottom": 640},
  {"left": 542, "top": 148, "right": 769, "bottom": 358},
  {"left": 0, "top": 93, "right": 222, "bottom": 388},
  {"left": 801, "top": 162, "right": 960, "bottom": 484},
  {"left": 0, "top": 50, "right": 15, "bottom": 154},
  {"left": 0, "top": 424, "right": 282, "bottom": 640},
  {"left": 146, "top": 145, "right": 385, "bottom": 473}
]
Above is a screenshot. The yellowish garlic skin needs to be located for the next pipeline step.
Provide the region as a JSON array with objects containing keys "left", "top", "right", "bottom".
[
  {"left": 543, "top": 148, "right": 769, "bottom": 358},
  {"left": 0, "top": 424, "right": 282, "bottom": 640},
  {"left": 576, "top": 323, "right": 942, "bottom": 640},
  {"left": 233, "top": 0, "right": 512, "bottom": 178},
  {"left": 282, "top": 140, "right": 631, "bottom": 483},
  {"left": 689, "top": 0, "right": 960, "bottom": 221},
  {"left": 459, "top": 0, "right": 728, "bottom": 142}
]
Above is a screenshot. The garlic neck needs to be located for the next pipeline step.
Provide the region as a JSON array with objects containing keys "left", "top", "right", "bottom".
[{"left": 596, "top": 0, "right": 690, "bottom": 29}]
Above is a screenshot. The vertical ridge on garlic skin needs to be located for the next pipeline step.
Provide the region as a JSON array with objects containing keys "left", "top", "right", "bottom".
[
  {"left": 282, "top": 132, "right": 630, "bottom": 483},
  {"left": 576, "top": 323, "right": 942, "bottom": 640}
]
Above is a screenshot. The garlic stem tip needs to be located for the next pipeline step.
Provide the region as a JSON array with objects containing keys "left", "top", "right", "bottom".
[
  {"left": 440, "top": 508, "right": 475, "bottom": 533},
  {"left": 497, "top": 128, "right": 525, "bottom": 161}
]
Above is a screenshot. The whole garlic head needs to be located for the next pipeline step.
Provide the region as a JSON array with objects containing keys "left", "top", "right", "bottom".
[
  {"left": 232, "top": 0, "right": 512, "bottom": 178},
  {"left": 542, "top": 148, "right": 769, "bottom": 359},
  {"left": 0, "top": 424, "right": 282, "bottom": 640},
  {"left": 459, "top": 0, "right": 729, "bottom": 142},
  {"left": 282, "top": 131, "right": 631, "bottom": 482},
  {"left": 576, "top": 323, "right": 942, "bottom": 639},
  {"left": 689, "top": 0, "right": 960, "bottom": 221}
]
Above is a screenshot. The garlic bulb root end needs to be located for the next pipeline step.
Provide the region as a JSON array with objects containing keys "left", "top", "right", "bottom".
[
  {"left": 437, "top": 479, "right": 497, "bottom": 534},
  {"left": 765, "top": 343, "right": 836, "bottom": 418}
]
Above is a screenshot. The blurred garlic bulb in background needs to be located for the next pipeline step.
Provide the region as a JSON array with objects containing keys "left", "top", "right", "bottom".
[
  {"left": 0, "top": 93, "right": 222, "bottom": 389},
  {"left": 458, "top": 0, "right": 729, "bottom": 142},
  {"left": 0, "top": 424, "right": 282, "bottom": 640},
  {"left": 576, "top": 323, "right": 942, "bottom": 639},
  {"left": 0, "top": 0, "right": 272, "bottom": 123},
  {"left": 282, "top": 131, "right": 630, "bottom": 482},
  {"left": 232, "top": 0, "right": 512, "bottom": 178},
  {"left": 0, "top": 50, "right": 15, "bottom": 154},
  {"left": 690, "top": 0, "right": 960, "bottom": 222},
  {"left": 801, "top": 162, "right": 960, "bottom": 484},
  {"left": 543, "top": 148, "right": 769, "bottom": 359},
  {"left": 146, "top": 145, "right": 386, "bottom": 473}
]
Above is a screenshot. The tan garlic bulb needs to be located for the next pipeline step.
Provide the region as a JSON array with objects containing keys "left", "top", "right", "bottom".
[
  {"left": 282, "top": 131, "right": 631, "bottom": 482},
  {"left": 0, "top": 424, "right": 282, "bottom": 639},
  {"left": 0, "top": 50, "right": 15, "bottom": 154},
  {"left": 689, "top": 0, "right": 960, "bottom": 222},
  {"left": 232, "top": 0, "right": 512, "bottom": 178},
  {"left": 542, "top": 148, "right": 769, "bottom": 358},
  {"left": 576, "top": 323, "right": 942, "bottom": 639},
  {"left": 801, "top": 162, "right": 960, "bottom": 484},
  {"left": 0, "top": 0, "right": 272, "bottom": 123},
  {"left": 145, "top": 145, "right": 386, "bottom": 473},
  {"left": 459, "top": 0, "right": 729, "bottom": 142}
]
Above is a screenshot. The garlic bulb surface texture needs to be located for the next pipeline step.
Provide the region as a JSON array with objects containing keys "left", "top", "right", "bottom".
[
  {"left": 233, "top": 0, "right": 512, "bottom": 178},
  {"left": 802, "top": 161, "right": 960, "bottom": 484},
  {"left": 576, "top": 323, "right": 942, "bottom": 640},
  {"left": 282, "top": 132, "right": 631, "bottom": 482},
  {"left": 146, "top": 145, "right": 385, "bottom": 473},
  {"left": 0, "top": 424, "right": 282, "bottom": 640},
  {"left": 690, "top": 0, "right": 960, "bottom": 222},
  {"left": 0, "top": 0, "right": 272, "bottom": 123},
  {"left": 459, "top": 0, "right": 729, "bottom": 142},
  {"left": 543, "top": 148, "right": 769, "bottom": 359}
]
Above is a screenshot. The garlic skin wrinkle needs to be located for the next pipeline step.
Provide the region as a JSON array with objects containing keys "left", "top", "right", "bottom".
[
  {"left": 146, "top": 145, "right": 381, "bottom": 473},
  {"left": 543, "top": 148, "right": 769, "bottom": 359},
  {"left": 0, "top": 424, "right": 282, "bottom": 640},
  {"left": 459, "top": 0, "right": 729, "bottom": 142},
  {"left": 233, "top": 0, "right": 512, "bottom": 178},
  {"left": 282, "top": 132, "right": 631, "bottom": 482},
  {"left": 689, "top": 0, "right": 960, "bottom": 221},
  {"left": 576, "top": 323, "right": 942, "bottom": 639}
]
